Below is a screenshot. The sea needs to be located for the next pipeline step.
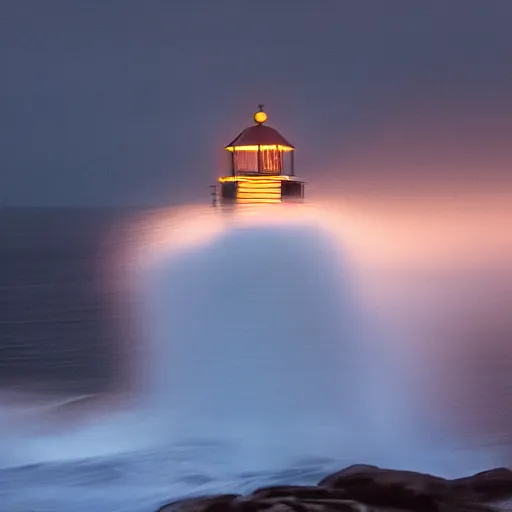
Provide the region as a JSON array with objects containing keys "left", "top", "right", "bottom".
[{"left": 0, "top": 201, "right": 511, "bottom": 512}]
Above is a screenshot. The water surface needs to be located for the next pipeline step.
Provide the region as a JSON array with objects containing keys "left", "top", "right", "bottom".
[{"left": 0, "top": 199, "right": 511, "bottom": 511}]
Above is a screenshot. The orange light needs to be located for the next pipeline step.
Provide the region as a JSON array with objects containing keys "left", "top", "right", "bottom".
[
  {"left": 254, "top": 110, "right": 268, "bottom": 124},
  {"left": 226, "top": 145, "right": 294, "bottom": 152},
  {"left": 218, "top": 175, "right": 292, "bottom": 183},
  {"left": 237, "top": 198, "right": 281, "bottom": 204},
  {"left": 236, "top": 177, "right": 282, "bottom": 203}
]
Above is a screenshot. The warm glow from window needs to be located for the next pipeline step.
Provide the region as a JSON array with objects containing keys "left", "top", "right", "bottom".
[
  {"left": 226, "top": 145, "right": 294, "bottom": 152},
  {"left": 218, "top": 176, "right": 292, "bottom": 183},
  {"left": 236, "top": 177, "right": 282, "bottom": 203}
]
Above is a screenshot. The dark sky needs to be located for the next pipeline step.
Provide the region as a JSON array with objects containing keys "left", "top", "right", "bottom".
[{"left": 2, "top": 1, "right": 512, "bottom": 206}]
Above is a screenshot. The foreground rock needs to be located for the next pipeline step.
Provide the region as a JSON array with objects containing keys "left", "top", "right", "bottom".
[{"left": 157, "top": 465, "right": 512, "bottom": 512}]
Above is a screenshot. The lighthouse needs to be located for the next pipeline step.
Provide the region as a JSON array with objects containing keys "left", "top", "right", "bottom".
[{"left": 214, "top": 106, "right": 305, "bottom": 205}]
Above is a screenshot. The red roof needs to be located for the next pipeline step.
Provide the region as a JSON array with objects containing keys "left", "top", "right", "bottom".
[{"left": 225, "top": 124, "right": 295, "bottom": 149}]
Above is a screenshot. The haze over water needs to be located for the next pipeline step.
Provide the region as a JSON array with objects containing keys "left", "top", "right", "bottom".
[
  {"left": 2, "top": 1, "right": 512, "bottom": 510},
  {"left": 0, "top": 194, "right": 511, "bottom": 511}
]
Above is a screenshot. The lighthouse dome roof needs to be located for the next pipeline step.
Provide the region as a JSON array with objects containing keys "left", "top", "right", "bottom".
[{"left": 225, "top": 124, "right": 294, "bottom": 149}]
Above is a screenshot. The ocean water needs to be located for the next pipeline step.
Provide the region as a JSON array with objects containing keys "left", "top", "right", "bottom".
[{"left": 0, "top": 201, "right": 511, "bottom": 512}]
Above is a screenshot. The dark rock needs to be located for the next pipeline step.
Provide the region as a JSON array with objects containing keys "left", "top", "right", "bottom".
[
  {"left": 449, "top": 467, "right": 512, "bottom": 502},
  {"left": 318, "top": 465, "right": 449, "bottom": 494},
  {"left": 249, "top": 486, "right": 335, "bottom": 500},
  {"left": 318, "top": 465, "right": 450, "bottom": 511},
  {"left": 157, "top": 494, "right": 240, "bottom": 512},
  {"left": 237, "top": 497, "right": 366, "bottom": 512},
  {"left": 318, "top": 465, "right": 381, "bottom": 485},
  {"left": 157, "top": 465, "right": 510, "bottom": 512}
]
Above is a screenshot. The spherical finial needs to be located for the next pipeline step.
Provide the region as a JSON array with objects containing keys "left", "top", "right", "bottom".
[{"left": 254, "top": 104, "right": 268, "bottom": 124}]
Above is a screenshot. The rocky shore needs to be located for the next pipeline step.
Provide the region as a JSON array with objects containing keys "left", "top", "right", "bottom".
[{"left": 157, "top": 464, "right": 512, "bottom": 512}]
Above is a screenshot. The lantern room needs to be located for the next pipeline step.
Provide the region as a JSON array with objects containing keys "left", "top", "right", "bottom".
[{"left": 215, "top": 106, "right": 306, "bottom": 205}]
